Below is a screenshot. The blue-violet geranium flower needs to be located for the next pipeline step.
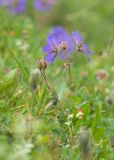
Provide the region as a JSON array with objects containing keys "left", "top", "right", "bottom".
[
  {"left": 43, "top": 26, "right": 74, "bottom": 63},
  {"left": 72, "top": 32, "right": 93, "bottom": 61}
]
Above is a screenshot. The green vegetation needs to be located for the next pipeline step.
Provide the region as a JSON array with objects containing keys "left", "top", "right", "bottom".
[{"left": 0, "top": 0, "right": 114, "bottom": 159}]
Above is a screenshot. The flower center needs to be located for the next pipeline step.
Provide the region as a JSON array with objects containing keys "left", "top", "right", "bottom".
[
  {"left": 77, "top": 43, "right": 82, "bottom": 52},
  {"left": 59, "top": 41, "right": 68, "bottom": 51}
]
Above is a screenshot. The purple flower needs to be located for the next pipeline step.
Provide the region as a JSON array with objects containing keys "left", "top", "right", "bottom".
[
  {"left": 43, "top": 27, "right": 74, "bottom": 63},
  {"left": 0, "top": 0, "right": 26, "bottom": 14},
  {"left": 33, "top": 0, "right": 55, "bottom": 12},
  {"left": 72, "top": 32, "right": 93, "bottom": 61},
  {"left": 48, "top": 26, "right": 74, "bottom": 54},
  {"left": 0, "top": 0, "right": 13, "bottom": 6}
]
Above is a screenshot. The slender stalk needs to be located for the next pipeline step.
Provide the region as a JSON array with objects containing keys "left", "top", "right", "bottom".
[
  {"left": 68, "top": 125, "right": 73, "bottom": 146},
  {"left": 64, "top": 51, "right": 72, "bottom": 89},
  {"left": 68, "top": 63, "right": 72, "bottom": 85},
  {"left": 40, "top": 70, "right": 53, "bottom": 93},
  {"left": 71, "top": 49, "right": 78, "bottom": 63},
  {"left": 66, "top": 50, "right": 78, "bottom": 90},
  {"left": 40, "top": 69, "right": 61, "bottom": 106}
]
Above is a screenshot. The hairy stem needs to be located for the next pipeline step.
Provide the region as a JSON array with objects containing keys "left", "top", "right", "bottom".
[
  {"left": 64, "top": 51, "right": 72, "bottom": 89},
  {"left": 71, "top": 49, "right": 78, "bottom": 63},
  {"left": 68, "top": 63, "right": 72, "bottom": 86},
  {"left": 40, "top": 69, "right": 60, "bottom": 106}
]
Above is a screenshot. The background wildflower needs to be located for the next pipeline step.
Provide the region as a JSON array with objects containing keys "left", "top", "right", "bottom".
[
  {"left": 96, "top": 69, "right": 108, "bottom": 80},
  {"left": 0, "top": 0, "right": 26, "bottom": 14},
  {"left": 76, "top": 108, "right": 84, "bottom": 120},
  {"left": 0, "top": 0, "right": 13, "bottom": 6},
  {"left": 33, "top": 0, "right": 55, "bottom": 12}
]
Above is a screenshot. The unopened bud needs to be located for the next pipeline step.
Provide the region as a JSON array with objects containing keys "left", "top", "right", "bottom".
[
  {"left": 29, "top": 68, "right": 41, "bottom": 92},
  {"left": 37, "top": 59, "right": 47, "bottom": 70}
]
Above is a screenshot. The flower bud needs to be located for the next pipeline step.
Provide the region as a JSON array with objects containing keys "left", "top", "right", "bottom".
[
  {"left": 29, "top": 68, "right": 41, "bottom": 92},
  {"left": 37, "top": 59, "right": 47, "bottom": 70}
]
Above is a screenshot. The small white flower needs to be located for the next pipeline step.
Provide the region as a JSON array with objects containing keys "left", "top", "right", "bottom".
[
  {"left": 68, "top": 114, "right": 74, "bottom": 119},
  {"left": 65, "top": 121, "right": 71, "bottom": 126}
]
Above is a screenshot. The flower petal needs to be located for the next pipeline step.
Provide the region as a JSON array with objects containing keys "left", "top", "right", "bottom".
[
  {"left": 86, "top": 50, "right": 93, "bottom": 54},
  {"left": 83, "top": 53, "right": 90, "bottom": 62},
  {"left": 72, "top": 32, "right": 83, "bottom": 45},
  {"left": 45, "top": 52, "right": 56, "bottom": 63}
]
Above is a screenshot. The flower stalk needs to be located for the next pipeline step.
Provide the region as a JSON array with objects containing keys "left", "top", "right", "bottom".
[{"left": 37, "top": 59, "right": 60, "bottom": 105}]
